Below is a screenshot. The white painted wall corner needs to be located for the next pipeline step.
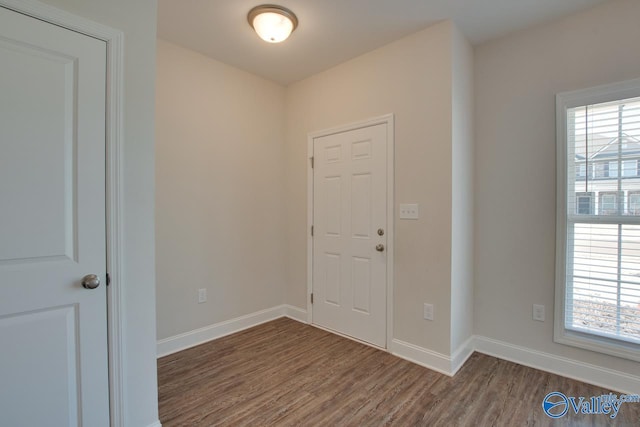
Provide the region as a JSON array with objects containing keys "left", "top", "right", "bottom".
[
  {"left": 390, "top": 336, "right": 474, "bottom": 377},
  {"left": 390, "top": 339, "right": 454, "bottom": 376},
  {"left": 451, "top": 336, "right": 475, "bottom": 375},
  {"left": 283, "top": 304, "right": 308, "bottom": 323}
]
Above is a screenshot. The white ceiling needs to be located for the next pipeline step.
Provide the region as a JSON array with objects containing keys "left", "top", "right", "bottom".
[{"left": 158, "top": 0, "right": 607, "bottom": 86}]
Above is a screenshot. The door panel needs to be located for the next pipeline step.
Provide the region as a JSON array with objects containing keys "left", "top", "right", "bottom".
[
  {"left": 351, "top": 173, "right": 372, "bottom": 238},
  {"left": 0, "top": 6, "right": 109, "bottom": 426},
  {"left": 352, "top": 256, "right": 371, "bottom": 313},
  {"left": 1, "top": 306, "right": 80, "bottom": 426},
  {"left": 313, "top": 123, "right": 388, "bottom": 347},
  {"left": 325, "top": 176, "right": 342, "bottom": 236},
  {"left": 324, "top": 253, "right": 341, "bottom": 305},
  {"left": 0, "top": 35, "right": 76, "bottom": 263}
]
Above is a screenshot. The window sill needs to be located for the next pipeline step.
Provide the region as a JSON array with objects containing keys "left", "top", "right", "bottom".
[{"left": 554, "top": 327, "right": 640, "bottom": 363}]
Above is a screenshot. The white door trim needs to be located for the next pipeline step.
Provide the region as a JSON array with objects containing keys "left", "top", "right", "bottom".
[
  {"left": 307, "top": 114, "right": 395, "bottom": 349},
  {"left": 0, "top": 1, "right": 126, "bottom": 425}
]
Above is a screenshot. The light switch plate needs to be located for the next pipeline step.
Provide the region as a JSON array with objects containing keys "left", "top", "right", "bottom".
[{"left": 400, "top": 203, "right": 419, "bottom": 219}]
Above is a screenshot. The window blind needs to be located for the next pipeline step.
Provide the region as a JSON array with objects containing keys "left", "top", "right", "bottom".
[{"left": 566, "top": 96, "right": 640, "bottom": 344}]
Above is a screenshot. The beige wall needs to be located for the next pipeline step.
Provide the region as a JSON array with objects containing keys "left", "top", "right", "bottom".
[
  {"left": 154, "top": 0, "right": 639, "bottom": 388},
  {"left": 285, "top": 21, "right": 462, "bottom": 354},
  {"left": 155, "top": 40, "right": 287, "bottom": 339},
  {"left": 475, "top": 0, "right": 640, "bottom": 375},
  {"left": 450, "top": 24, "right": 475, "bottom": 353},
  {"left": 38, "top": 0, "right": 159, "bottom": 425}
]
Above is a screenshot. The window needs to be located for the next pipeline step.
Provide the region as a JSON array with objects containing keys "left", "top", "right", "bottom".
[
  {"left": 576, "top": 163, "right": 586, "bottom": 178},
  {"left": 594, "top": 162, "right": 608, "bottom": 178},
  {"left": 576, "top": 192, "right": 594, "bottom": 215},
  {"left": 598, "top": 191, "right": 619, "bottom": 215},
  {"left": 622, "top": 159, "right": 637, "bottom": 177},
  {"left": 556, "top": 78, "right": 640, "bottom": 362},
  {"left": 629, "top": 191, "right": 640, "bottom": 215}
]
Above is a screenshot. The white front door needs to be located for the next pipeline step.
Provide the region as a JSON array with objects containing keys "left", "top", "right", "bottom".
[
  {"left": 0, "top": 6, "right": 109, "bottom": 426},
  {"left": 312, "top": 123, "right": 388, "bottom": 347}
]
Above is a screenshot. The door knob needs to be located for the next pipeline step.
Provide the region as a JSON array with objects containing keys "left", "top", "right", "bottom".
[
  {"left": 376, "top": 244, "right": 385, "bottom": 252},
  {"left": 82, "top": 274, "right": 100, "bottom": 290}
]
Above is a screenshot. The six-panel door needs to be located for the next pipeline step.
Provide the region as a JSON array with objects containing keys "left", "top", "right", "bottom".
[{"left": 313, "top": 123, "right": 388, "bottom": 347}]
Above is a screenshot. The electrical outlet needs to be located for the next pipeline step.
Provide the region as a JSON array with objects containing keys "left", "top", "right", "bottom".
[
  {"left": 198, "top": 288, "right": 207, "bottom": 304},
  {"left": 533, "top": 304, "right": 545, "bottom": 322},
  {"left": 423, "top": 303, "right": 434, "bottom": 321},
  {"left": 400, "top": 203, "right": 419, "bottom": 219}
]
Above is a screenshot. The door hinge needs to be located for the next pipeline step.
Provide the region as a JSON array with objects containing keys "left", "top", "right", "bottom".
[
  {"left": 310, "top": 293, "right": 314, "bottom": 304},
  {"left": 310, "top": 156, "right": 314, "bottom": 168},
  {"left": 311, "top": 225, "right": 314, "bottom": 236},
  {"left": 106, "top": 272, "right": 111, "bottom": 286}
]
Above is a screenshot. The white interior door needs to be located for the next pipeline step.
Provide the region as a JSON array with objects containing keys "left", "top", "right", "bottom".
[
  {"left": 0, "top": 6, "right": 109, "bottom": 426},
  {"left": 312, "top": 123, "right": 388, "bottom": 347}
]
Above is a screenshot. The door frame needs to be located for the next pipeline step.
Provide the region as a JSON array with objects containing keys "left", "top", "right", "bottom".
[
  {"left": 307, "top": 114, "right": 395, "bottom": 349},
  {"left": 0, "top": 0, "right": 126, "bottom": 425}
]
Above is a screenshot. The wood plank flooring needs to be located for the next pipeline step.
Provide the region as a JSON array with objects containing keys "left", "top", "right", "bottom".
[{"left": 157, "top": 318, "right": 640, "bottom": 426}]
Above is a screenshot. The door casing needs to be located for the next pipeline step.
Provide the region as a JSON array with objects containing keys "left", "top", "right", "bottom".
[
  {"left": 307, "top": 114, "right": 395, "bottom": 350},
  {"left": 0, "top": 0, "right": 126, "bottom": 425}
]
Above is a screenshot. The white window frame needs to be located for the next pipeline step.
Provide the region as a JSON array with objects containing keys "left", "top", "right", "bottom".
[{"left": 555, "top": 77, "right": 640, "bottom": 362}]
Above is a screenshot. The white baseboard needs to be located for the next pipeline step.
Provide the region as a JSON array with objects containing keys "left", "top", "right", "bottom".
[
  {"left": 390, "top": 336, "right": 476, "bottom": 376},
  {"left": 474, "top": 336, "right": 640, "bottom": 395},
  {"left": 146, "top": 421, "right": 162, "bottom": 427},
  {"left": 451, "top": 336, "right": 475, "bottom": 375},
  {"left": 157, "top": 306, "right": 289, "bottom": 358},
  {"left": 283, "top": 304, "right": 308, "bottom": 323},
  {"left": 156, "top": 306, "right": 640, "bottom": 394},
  {"left": 390, "top": 339, "right": 454, "bottom": 376}
]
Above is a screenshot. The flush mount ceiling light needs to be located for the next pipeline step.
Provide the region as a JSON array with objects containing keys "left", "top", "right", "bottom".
[{"left": 248, "top": 4, "right": 298, "bottom": 43}]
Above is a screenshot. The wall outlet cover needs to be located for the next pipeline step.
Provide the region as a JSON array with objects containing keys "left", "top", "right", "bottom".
[
  {"left": 198, "top": 288, "right": 207, "bottom": 304},
  {"left": 423, "top": 303, "right": 434, "bottom": 321}
]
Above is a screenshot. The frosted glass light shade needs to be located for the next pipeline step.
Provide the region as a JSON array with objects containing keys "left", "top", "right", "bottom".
[{"left": 248, "top": 5, "right": 298, "bottom": 43}]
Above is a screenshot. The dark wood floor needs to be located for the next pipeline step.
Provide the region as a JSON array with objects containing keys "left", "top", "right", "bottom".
[{"left": 157, "top": 318, "right": 640, "bottom": 426}]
